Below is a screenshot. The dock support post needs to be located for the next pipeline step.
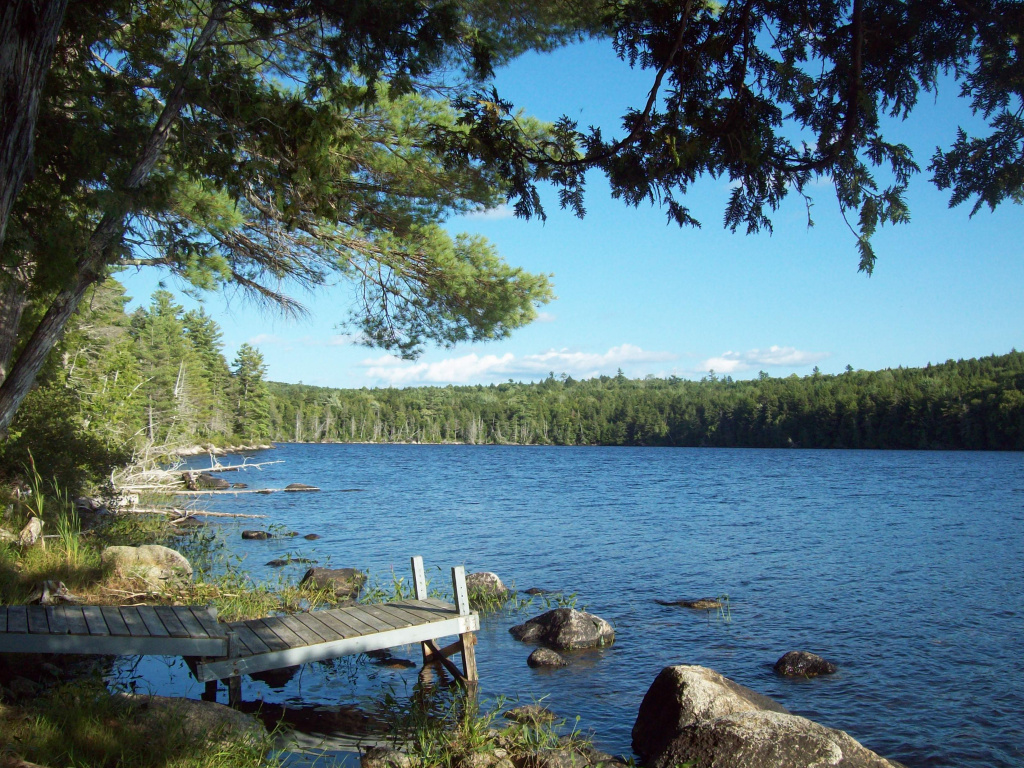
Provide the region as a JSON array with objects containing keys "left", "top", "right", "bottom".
[
  {"left": 202, "top": 679, "right": 218, "bottom": 702},
  {"left": 412, "top": 556, "right": 436, "bottom": 664},
  {"left": 226, "top": 675, "right": 241, "bottom": 707},
  {"left": 451, "top": 566, "right": 478, "bottom": 685}
]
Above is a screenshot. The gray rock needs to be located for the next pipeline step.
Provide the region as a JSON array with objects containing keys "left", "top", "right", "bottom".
[
  {"left": 524, "top": 587, "right": 552, "bottom": 595},
  {"left": 528, "top": 648, "right": 570, "bottom": 668},
  {"left": 299, "top": 567, "right": 366, "bottom": 599},
  {"left": 361, "top": 746, "right": 416, "bottom": 768},
  {"left": 632, "top": 665, "right": 902, "bottom": 768},
  {"left": 284, "top": 483, "right": 320, "bottom": 492},
  {"left": 101, "top": 544, "right": 192, "bottom": 584},
  {"left": 18, "top": 516, "right": 42, "bottom": 546},
  {"left": 8, "top": 676, "right": 41, "bottom": 699},
  {"left": 505, "top": 704, "right": 558, "bottom": 725},
  {"left": 510, "top": 608, "right": 614, "bottom": 650},
  {"left": 655, "top": 597, "right": 722, "bottom": 610},
  {"left": 466, "top": 571, "right": 508, "bottom": 598},
  {"left": 116, "top": 693, "right": 265, "bottom": 747},
  {"left": 196, "top": 472, "right": 231, "bottom": 490},
  {"left": 774, "top": 650, "right": 838, "bottom": 677},
  {"left": 241, "top": 530, "right": 271, "bottom": 540},
  {"left": 231, "top": 482, "right": 248, "bottom": 489},
  {"left": 303, "top": 533, "right": 320, "bottom": 540}
]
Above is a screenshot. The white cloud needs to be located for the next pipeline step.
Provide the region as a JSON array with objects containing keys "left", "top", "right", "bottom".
[
  {"left": 462, "top": 204, "right": 515, "bottom": 221},
  {"left": 247, "top": 333, "right": 284, "bottom": 345},
  {"left": 360, "top": 344, "right": 678, "bottom": 385},
  {"left": 246, "top": 333, "right": 360, "bottom": 349},
  {"left": 699, "top": 345, "right": 829, "bottom": 374},
  {"left": 535, "top": 311, "right": 557, "bottom": 323}
]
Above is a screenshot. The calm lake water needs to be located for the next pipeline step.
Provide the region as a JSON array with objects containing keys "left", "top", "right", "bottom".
[{"left": 144, "top": 444, "right": 1023, "bottom": 767}]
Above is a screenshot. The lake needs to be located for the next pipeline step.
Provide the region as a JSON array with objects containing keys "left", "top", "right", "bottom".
[{"left": 148, "top": 444, "right": 1023, "bottom": 767}]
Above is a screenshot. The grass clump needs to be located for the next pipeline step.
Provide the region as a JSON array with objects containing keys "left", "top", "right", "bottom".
[{"left": 0, "top": 677, "right": 276, "bottom": 768}]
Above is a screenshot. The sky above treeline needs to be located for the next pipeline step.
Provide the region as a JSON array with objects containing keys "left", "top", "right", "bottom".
[{"left": 119, "top": 40, "right": 1024, "bottom": 389}]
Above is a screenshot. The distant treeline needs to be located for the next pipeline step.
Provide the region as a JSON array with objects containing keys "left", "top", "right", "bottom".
[{"left": 267, "top": 353, "right": 1024, "bottom": 450}]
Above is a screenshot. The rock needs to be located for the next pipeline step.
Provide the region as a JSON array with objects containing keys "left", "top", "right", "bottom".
[
  {"left": 284, "top": 483, "right": 320, "bottom": 492},
  {"left": 632, "top": 665, "right": 902, "bottom": 768},
  {"left": 655, "top": 597, "right": 722, "bottom": 610},
  {"left": 458, "top": 754, "right": 515, "bottom": 768},
  {"left": 241, "top": 530, "right": 271, "bottom": 540},
  {"left": 524, "top": 587, "right": 553, "bottom": 595},
  {"left": 116, "top": 693, "right": 265, "bottom": 747},
  {"left": 505, "top": 704, "right": 558, "bottom": 725},
  {"left": 466, "top": 571, "right": 508, "bottom": 597},
  {"left": 39, "top": 662, "right": 62, "bottom": 680},
  {"left": 266, "top": 558, "right": 315, "bottom": 567},
  {"left": 256, "top": 489, "right": 275, "bottom": 495},
  {"left": 196, "top": 472, "right": 231, "bottom": 490},
  {"left": 8, "top": 676, "right": 41, "bottom": 699},
  {"left": 74, "top": 496, "right": 104, "bottom": 512},
  {"left": 18, "top": 516, "right": 42, "bottom": 546},
  {"left": 231, "top": 483, "right": 248, "bottom": 489},
  {"left": 510, "top": 608, "right": 615, "bottom": 650},
  {"left": 774, "top": 651, "right": 838, "bottom": 677},
  {"left": 299, "top": 567, "right": 366, "bottom": 599},
  {"left": 520, "top": 746, "right": 627, "bottom": 768},
  {"left": 0, "top": 527, "right": 17, "bottom": 543},
  {"left": 101, "top": 544, "right": 193, "bottom": 583},
  {"left": 528, "top": 648, "right": 570, "bottom": 668},
  {"left": 303, "top": 533, "right": 320, "bottom": 540},
  {"left": 361, "top": 746, "right": 416, "bottom": 768}
]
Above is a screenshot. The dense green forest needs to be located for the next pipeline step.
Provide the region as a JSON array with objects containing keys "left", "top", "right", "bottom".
[
  {"left": 2, "top": 277, "right": 1022, "bottom": 493},
  {"left": 267, "top": 357, "right": 1024, "bottom": 450}
]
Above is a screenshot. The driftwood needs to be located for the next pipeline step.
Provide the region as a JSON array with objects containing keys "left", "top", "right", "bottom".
[
  {"left": 125, "top": 506, "right": 266, "bottom": 519},
  {"left": 18, "top": 516, "right": 43, "bottom": 546}
]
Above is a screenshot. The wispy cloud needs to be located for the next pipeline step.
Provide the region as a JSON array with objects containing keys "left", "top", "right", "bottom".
[
  {"left": 246, "top": 333, "right": 360, "bottom": 349},
  {"left": 535, "top": 311, "right": 557, "bottom": 323},
  {"left": 699, "top": 345, "right": 829, "bottom": 375},
  {"left": 360, "top": 344, "right": 678, "bottom": 385},
  {"left": 462, "top": 204, "right": 515, "bottom": 221}
]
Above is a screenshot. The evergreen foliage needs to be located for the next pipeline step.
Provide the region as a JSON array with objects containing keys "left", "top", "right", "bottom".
[{"left": 265, "top": 353, "right": 1024, "bottom": 451}]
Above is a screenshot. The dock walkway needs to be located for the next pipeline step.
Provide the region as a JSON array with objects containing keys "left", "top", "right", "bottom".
[{"left": 0, "top": 557, "right": 480, "bottom": 696}]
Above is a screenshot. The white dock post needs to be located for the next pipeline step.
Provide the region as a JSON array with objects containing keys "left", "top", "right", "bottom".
[{"left": 451, "top": 566, "right": 478, "bottom": 683}]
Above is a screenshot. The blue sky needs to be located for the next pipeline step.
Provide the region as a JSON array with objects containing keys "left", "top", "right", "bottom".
[{"left": 119, "top": 40, "right": 1024, "bottom": 388}]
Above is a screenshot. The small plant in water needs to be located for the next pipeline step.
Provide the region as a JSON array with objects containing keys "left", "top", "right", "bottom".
[{"left": 714, "top": 594, "right": 732, "bottom": 624}]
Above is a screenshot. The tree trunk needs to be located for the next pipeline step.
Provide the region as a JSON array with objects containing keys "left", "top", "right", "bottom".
[
  {"left": 0, "top": 0, "right": 68, "bottom": 250},
  {"left": 0, "top": 1, "right": 228, "bottom": 438}
]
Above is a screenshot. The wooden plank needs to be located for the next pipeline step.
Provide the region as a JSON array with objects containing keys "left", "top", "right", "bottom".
[
  {"left": 225, "top": 627, "right": 254, "bottom": 656},
  {"left": 329, "top": 608, "right": 382, "bottom": 636},
  {"left": 373, "top": 603, "right": 443, "bottom": 629},
  {"left": 154, "top": 606, "right": 190, "bottom": 638},
  {"left": 356, "top": 604, "right": 412, "bottom": 631},
  {"left": 63, "top": 606, "right": 89, "bottom": 635},
  {"left": 137, "top": 607, "right": 170, "bottom": 638},
  {"left": 277, "top": 614, "right": 328, "bottom": 646},
  {"left": 190, "top": 607, "right": 225, "bottom": 639},
  {"left": 384, "top": 600, "right": 456, "bottom": 624},
  {"left": 0, "top": 607, "right": 7, "bottom": 633},
  {"left": 0, "top": 633, "right": 226, "bottom": 656},
  {"left": 311, "top": 609, "right": 369, "bottom": 639},
  {"left": 194, "top": 613, "right": 478, "bottom": 682},
  {"left": 258, "top": 616, "right": 306, "bottom": 648},
  {"left": 118, "top": 607, "right": 150, "bottom": 638},
  {"left": 411, "top": 556, "right": 427, "bottom": 600},
  {"left": 421, "top": 597, "right": 458, "bottom": 611},
  {"left": 81, "top": 606, "right": 109, "bottom": 636},
  {"left": 172, "top": 608, "right": 209, "bottom": 639},
  {"left": 27, "top": 606, "right": 50, "bottom": 634},
  {"left": 100, "top": 607, "right": 131, "bottom": 637},
  {"left": 245, "top": 619, "right": 290, "bottom": 652},
  {"left": 423, "top": 639, "right": 468, "bottom": 683},
  {"left": 460, "top": 632, "right": 478, "bottom": 682},
  {"left": 341, "top": 605, "right": 395, "bottom": 633},
  {"left": 46, "top": 606, "right": 68, "bottom": 635},
  {"left": 293, "top": 612, "right": 344, "bottom": 643},
  {"left": 6, "top": 606, "right": 28, "bottom": 634},
  {"left": 231, "top": 622, "right": 272, "bottom": 655}
]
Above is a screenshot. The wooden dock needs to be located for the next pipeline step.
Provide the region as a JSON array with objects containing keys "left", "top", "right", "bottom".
[
  {"left": 0, "top": 557, "right": 481, "bottom": 697},
  {"left": 0, "top": 605, "right": 228, "bottom": 656}
]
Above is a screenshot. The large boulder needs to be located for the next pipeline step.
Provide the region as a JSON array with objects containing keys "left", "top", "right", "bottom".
[
  {"left": 466, "top": 571, "right": 508, "bottom": 598},
  {"left": 299, "top": 567, "right": 366, "bottom": 600},
  {"left": 774, "top": 650, "right": 838, "bottom": 677},
  {"left": 632, "top": 665, "right": 903, "bottom": 768},
  {"left": 509, "top": 608, "right": 614, "bottom": 650},
  {"left": 116, "top": 693, "right": 265, "bottom": 748},
  {"left": 101, "top": 545, "right": 193, "bottom": 583},
  {"left": 18, "top": 516, "right": 43, "bottom": 546}
]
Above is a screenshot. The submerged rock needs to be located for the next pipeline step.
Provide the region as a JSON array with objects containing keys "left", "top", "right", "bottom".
[
  {"left": 527, "top": 648, "right": 570, "bottom": 668},
  {"left": 774, "top": 650, "right": 838, "bottom": 677},
  {"left": 284, "top": 483, "right": 320, "bottom": 492},
  {"left": 196, "top": 472, "right": 231, "bottom": 490},
  {"left": 304, "top": 533, "right": 321, "bottom": 540},
  {"left": 510, "top": 608, "right": 614, "bottom": 650},
  {"left": 241, "top": 530, "right": 271, "bottom": 540},
  {"left": 505, "top": 704, "right": 558, "bottom": 725},
  {"left": 655, "top": 597, "right": 722, "bottom": 610},
  {"left": 632, "top": 665, "right": 902, "bottom": 768}
]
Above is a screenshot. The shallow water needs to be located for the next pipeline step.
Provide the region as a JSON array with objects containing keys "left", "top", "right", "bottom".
[{"left": 135, "top": 445, "right": 1024, "bottom": 767}]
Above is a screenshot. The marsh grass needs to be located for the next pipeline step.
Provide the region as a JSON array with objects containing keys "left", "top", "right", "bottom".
[{"left": 0, "top": 678, "right": 277, "bottom": 768}]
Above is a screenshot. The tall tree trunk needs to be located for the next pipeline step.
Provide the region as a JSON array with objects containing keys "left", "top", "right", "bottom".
[
  {"left": 0, "top": 2, "right": 227, "bottom": 438},
  {"left": 0, "top": 0, "right": 68, "bottom": 250}
]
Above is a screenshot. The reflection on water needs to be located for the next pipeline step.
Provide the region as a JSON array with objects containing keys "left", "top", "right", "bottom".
[{"left": 122, "top": 445, "right": 1024, "bottom": 768}]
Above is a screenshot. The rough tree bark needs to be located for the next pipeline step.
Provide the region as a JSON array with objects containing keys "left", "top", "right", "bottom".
[
  {"left": 0, "top": 0, "right": 68, "bottom": 250},
  {"left": 0, "top": 2, "right": 228, "bottom": 438}
]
